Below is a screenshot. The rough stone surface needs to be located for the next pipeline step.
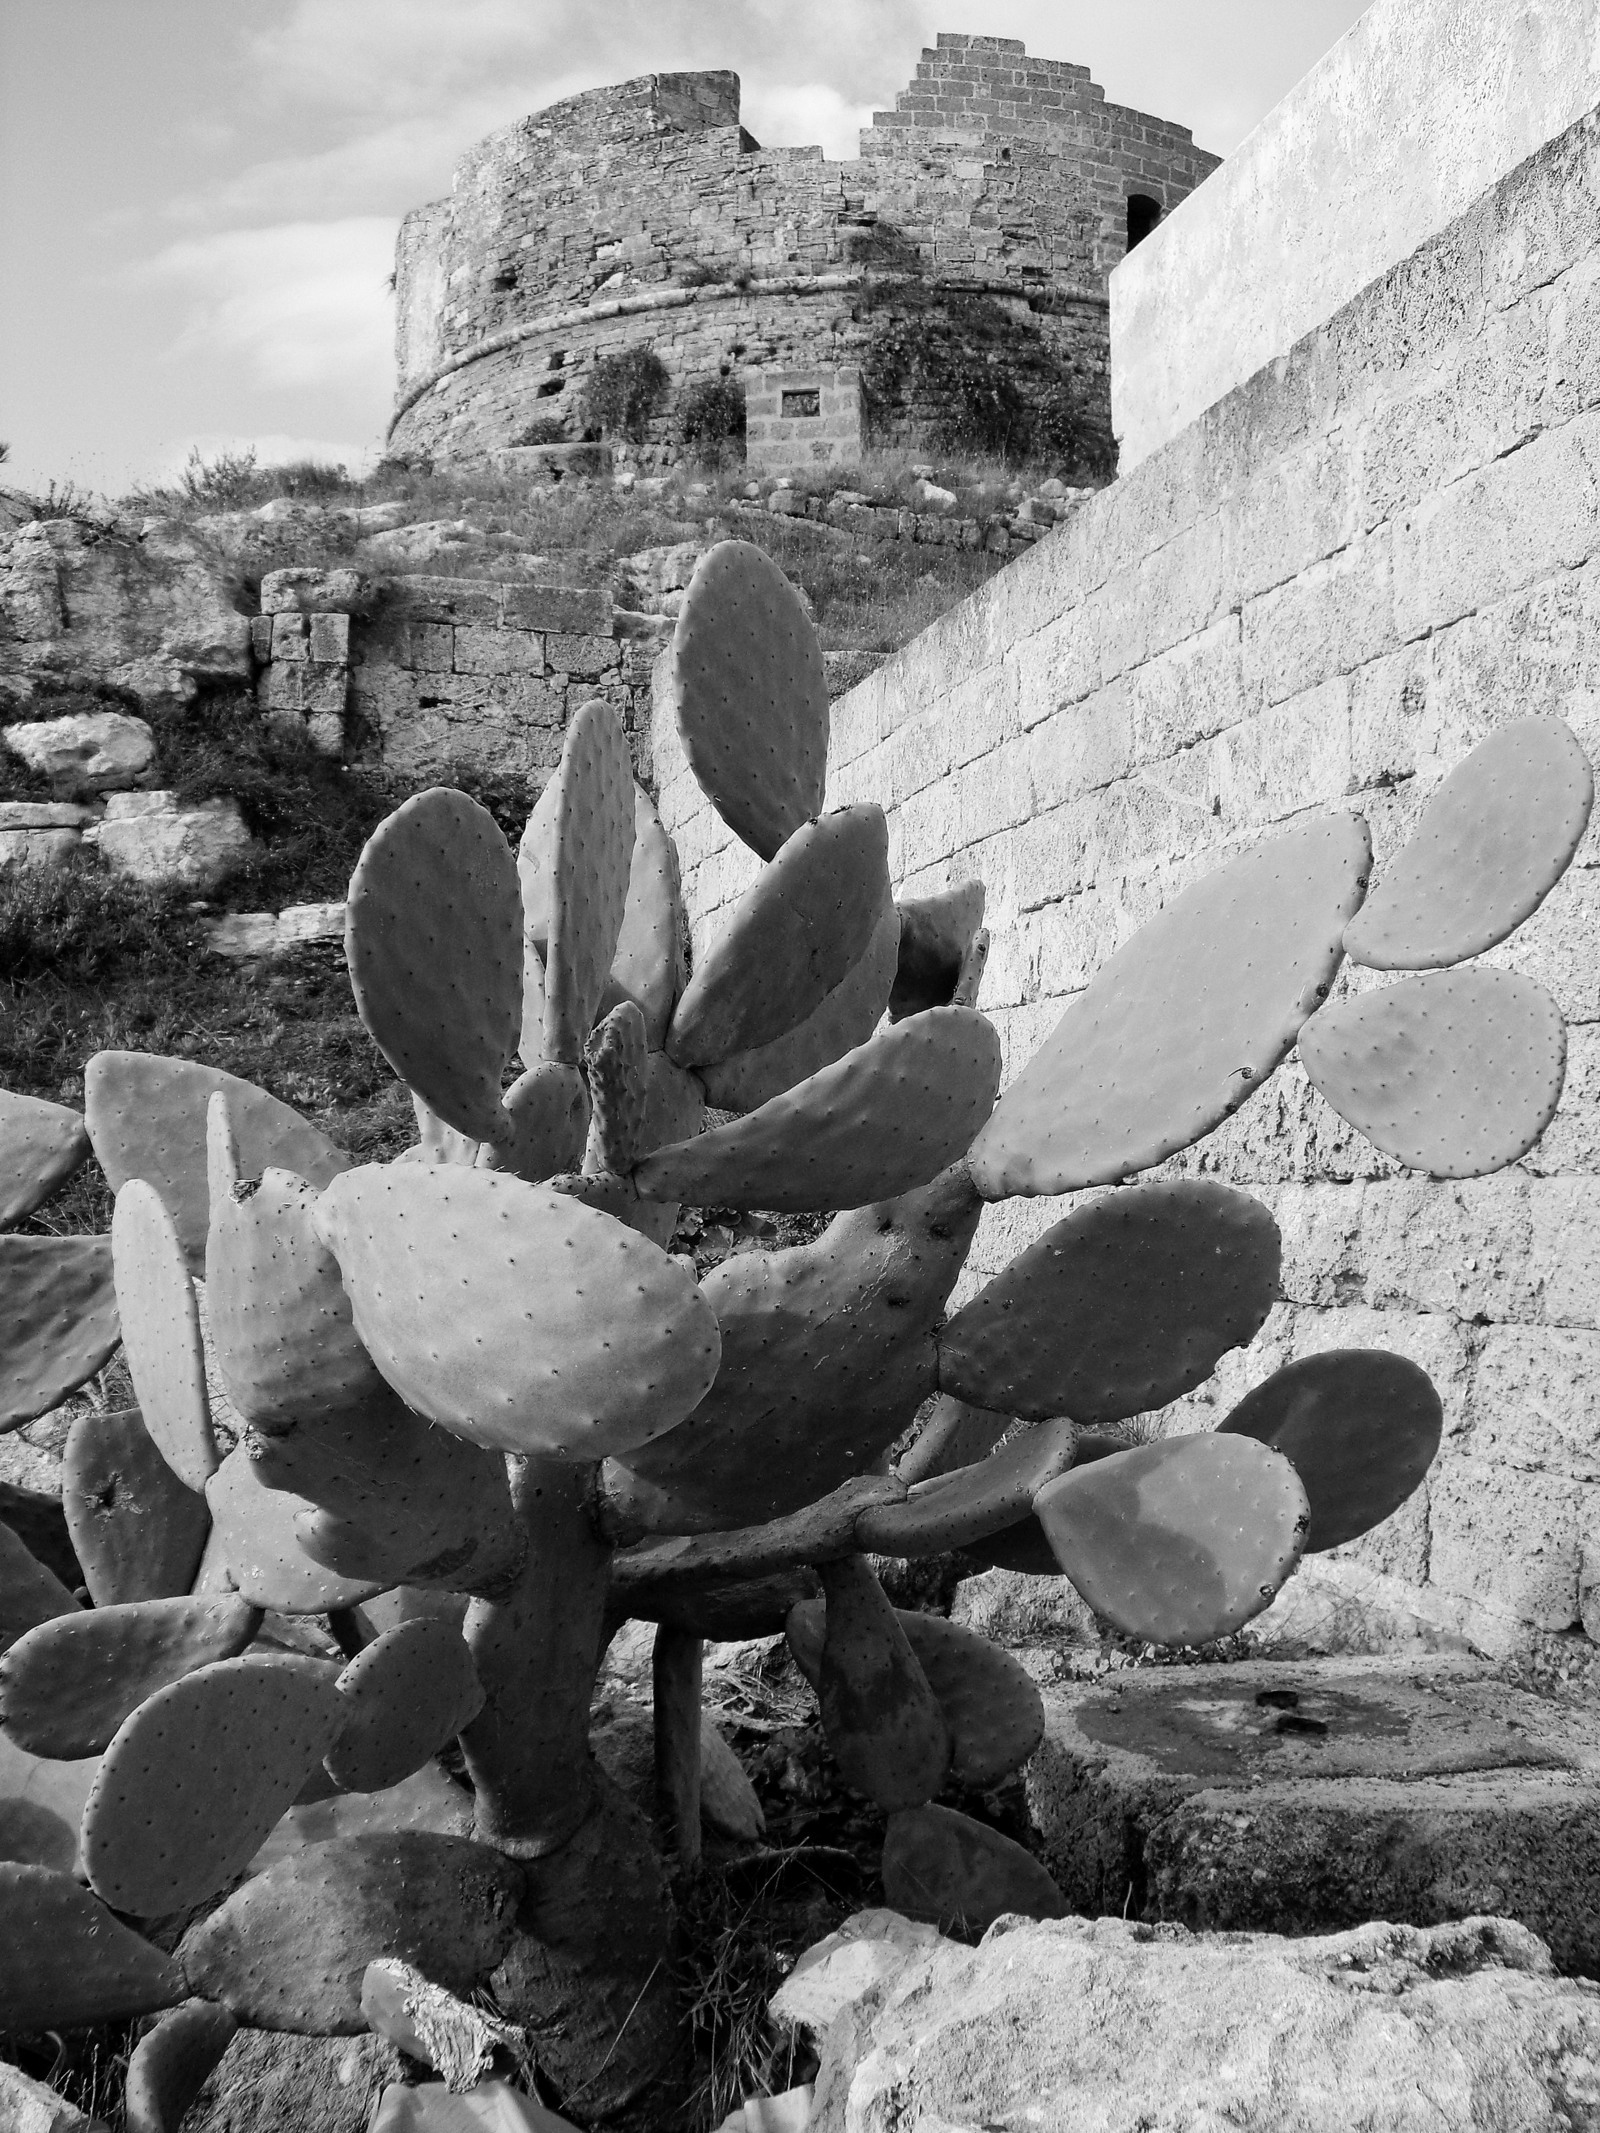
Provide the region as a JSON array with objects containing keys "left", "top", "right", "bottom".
[
  {"left": 1026, "top": 1656, "right": 1600, "bottom": 1974},
  {"left": 1, "top": 710, "right": 155, "bottom": 790},
  {"left": 0, "top": 517, "right": 250, "bottom": 714},
  {"left": 0, "top": 2063, "right": 104, "bottom": 2133},
  {"left": 0, "top": 802, "right": 95, "bottom": 873},
  {"left": 773, "top": 1906, "right": 1600, "bottom": 2133},
  {"left": 658, "top": 105, "right": 1600, "bottom": 1656},
  {"left": 91, "top": 790, "right": 254, "bottom": 890},
  {"left": 259, "top": 566, "right": 370, "bottom": 616},
  {"left": 184, "top": 2029, "right": 402, "bottom": 2133},
  {"left": 203, "top": 901, "right": 347, "bottom": 959}
]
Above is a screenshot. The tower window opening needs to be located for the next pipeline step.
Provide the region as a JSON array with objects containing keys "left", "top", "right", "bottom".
[{"left": 1127, "top": 194, "right": 1162, "bottom": 252}]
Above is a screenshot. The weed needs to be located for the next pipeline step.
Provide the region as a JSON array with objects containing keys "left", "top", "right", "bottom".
[
  {"left": 581, "top": 348, "right": 671, "bottom": 443},
  {"left": 679, "top": 376, "right": 746, "bottom": 459}
]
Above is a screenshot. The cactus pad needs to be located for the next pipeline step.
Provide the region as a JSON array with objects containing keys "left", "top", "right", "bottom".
[
  {"left": 85, "top": 1051, "right": 349, "bottom": 1273},
  {"left": 584, "top": 1001, "right": 650, "bottom": 1175},
  {"left": 790, "top": 1600, "right": 1043, "bottom": 1788},
  {"left": 82, "top": 1652, "right": 346, "bottom": 1914},
  {"left": 0, "top": 1089, "right": 90, "bottom": 1227},
  {"left": 882, "top": 1804, "right": 1066, "bottom": 1934},
  {"left": 325, "top": 1620, "right": 485, "bottom": 1793},
  {"left": 1034, "top": 1433, "right": 1309, "bottom": 1646},
  {"left": 62, "top": 1405, "right": 211, "bottom": 1605},
  {"left": 668, "top": 539, "right": 829, "bottom": 859},
  {"left": 937, "top": 1181, "right": 1281, "bottom": 1422},
  {"left": 700, "top": 1714, "right": 765, "bottom": 1841},
  {"left": 666, "top": 806, "right": 891, "bottom": 1068},
  {"left": 856, "top": 1417, "right": 1079, "bottom": 1556},
  {"left": 613, "top": 787, "right": 686, "bottom": 1047},
  {"left": 541, "top": 700, "right": 636, "bottom": 1066},
  {"left": 124, "top": 2000, "right": 238, "bottom": 2133},
  {"left": 1344, "top": 717, "right": 1593, "bottom": 969},
  {"left": 405, "top": 1091, "right": 481, "bottom": 1167},
  {"left": 897, "top": 1395, "right": 1010, "bottom": 1485},
  {"left": 1219, "top": 1349, "right": 1444, "bottom": 1551},
  {"left": 699, "top": 886, "right": 900, "bottom": 1114},
  {"left": 314, "top": 1164, "right": 720, "bottom": 1458},
  {"left": 621, "top": 1164, "right": 983, "bottom": 1525},
  {"left": 813, "top": 1557, "right": 950, "bottom": 1810},
  {"left": 179, "top": 1831, "right": 524, "bottom": 2033},
  {"left": 1299, "top": 966, "right": 1566, "bottom": 1176},
  {"left": 346, "top": 789, "right": 523, "bottom": 1141},
  {"left": 0, "top": 1519, "right": 80, "bottom": 1657},
  {"left": 112, "top": 1179, "right": 218, "bottom": 1491},
  {"left": 206, "top": 1450, "right": 387, "bottom": 1613},
  {"left": 0, "top": 1234, "right": 119, "bottom": 1431},
  {"left": 0, "top": 1863, "right": 185, "bottom": 2030},
  {"left": 967, "top": 813, "right": 1371, "bottom": 1196},
  {"left": 484, "top": 1061, "right": 589, "bottom": 1182},
  {"left": 636, "top": 1007, "right": 1001, "bottom": 1213},
  {"left": 0, "top": 1595, "right": 260, "bottom": 1759},
  {"left": 889, "top": 882, "right": 987, "bottom": 1021}
]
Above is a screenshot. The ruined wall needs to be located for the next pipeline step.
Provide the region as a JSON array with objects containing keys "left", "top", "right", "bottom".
[
  {"left": 655, "top": 109, "right": 1600, "bottom": 1660},
  {"left": 389, "top": 35, "right": 1217, "bottom": 471}
]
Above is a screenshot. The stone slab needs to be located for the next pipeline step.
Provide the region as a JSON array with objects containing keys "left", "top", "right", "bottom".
[{"left": 1026, "top": 1656, "right": 1600, "bottom": 1974}]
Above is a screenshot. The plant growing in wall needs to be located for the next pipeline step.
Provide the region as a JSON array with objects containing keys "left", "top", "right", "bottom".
[
  {"left": 678, "top": 375, "right": 746, "bottom": 462},
  {"left": 579, "top": 347, "right": 670, "bottom": 445},
  {"left": 0, "top": 540, "right": 1590, "bottom": 2127}
]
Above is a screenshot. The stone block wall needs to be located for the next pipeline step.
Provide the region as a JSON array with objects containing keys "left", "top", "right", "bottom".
[
  {"left": 388, "top": 36, "right": 1217, "bottom": 469},
  {"left": 253, "top": 572, "right": 662, "bottom": 787},
  {"left": 746, "top": 368, "right": 864, "bottom": 475},
  {"left": 655, "top": 108, "right": 1600, "bottom": 1656}
]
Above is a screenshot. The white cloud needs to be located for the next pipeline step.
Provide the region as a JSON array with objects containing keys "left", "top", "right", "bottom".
[
  {"left": 131, "top": 218, "right": 398, "bottom": 395},
  {"left": 742, "top": 83, "right": 878, "bottom": 161}
]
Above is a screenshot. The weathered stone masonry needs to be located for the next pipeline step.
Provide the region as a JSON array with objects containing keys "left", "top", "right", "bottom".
[
  {"left": 656, "top": 109, "right": 1600, "bottom": 1657},
  {"left": 389, "top": 34, "right": 1218, "bottom": 469}
]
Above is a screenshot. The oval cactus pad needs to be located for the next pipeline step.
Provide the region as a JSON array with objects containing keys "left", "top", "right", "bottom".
[
  {"left": 0, "top": 1234, "right": 119, "bottom": 1432},
  {"left": 0, "top": 1088, "right": 90, "bottom": 1227},
  {"left": 612, "top": 787, "right": 685, "bottom": 1049},
  {"left": 1034, "top": 1433, "right": 1310, "bottom": 1646},
  {"left": 113, "top": 1179, "right": 217, "bottom": 1492},
  {"left": 699, "top": 885, "right": 900, "bottom": 1114},
  {"left": 816, "top": 1557, "right": 949, "bottom": 1810},
  {"left": 637, "top": 1007, "right": 1001, "bottom": 1214},
  {"left": 180, "top": 1832, "right": 524, "bottom": 2033},
  {"left": 326, "top": 1619, "right": 484, "bottom": 1793},
  {"left": 1345, "top": 717, "right": 1593, "bottom": 970},
  {"left": 206, "top": 1450, "right": 387, "bottom": 1614},
  {"left": 63, "top": 1405, "right": 211, "bottom": 1605},
  {"left": 542, "top": 700, "right": 636, "bottom": 1067},
  {"left": 314, "top": 1164, "right": 720, "bottom": 1458},
  {"left": 669, "top": 539, "right": 829, "bottom": 860},
  {"left": 124, "top": 1999, "right": 238, "bottom": 2133},
  {"left": 0, "top": 1519, "right": 80, "bottom": 1658},
  {"left": 1219, "top": 1349, "right": 1443, "bottom": 1552},
  {"left": 82, "top": 1653, "right": 345, "bottom": 1915},
  {"left": 346, "top": 789, "right": 523, "bottom": 1142},
  {"left": 1299, "top": 966, "right": 1566, "bottom": 1177},
  {"left": 0, "top": 1862, "right": 185, "bottom": 2031},
  {"left": 1, "top": 1595, "right": 260, "bottom": 1760},
  {"left": 882, "top": 1804, "right": 1065, "bottom": 1935},
  {"left": 968, "top": 813, "right": 1372, "bottom": 1197},
  {"left": 889, "top": 881, "right": 987, "bottom": 1021},
  {"left": 667, "top": 806, "right": 891, "bottom": 1068},
  {"left": 938, "top": 1181, "right": 1281, "bottom": 1423},
  {"left": 85, "top": 1051, "right": 350, "bottom": 1274}
]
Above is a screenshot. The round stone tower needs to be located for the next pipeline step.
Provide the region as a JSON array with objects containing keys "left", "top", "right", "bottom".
[{"left": 387, "top": 34, "right": 1220, "bottom": 473}]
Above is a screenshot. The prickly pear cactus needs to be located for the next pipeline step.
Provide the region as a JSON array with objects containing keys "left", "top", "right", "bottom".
[{"left": 0, "top": 551, "right": 1587, "bottom": 2130}]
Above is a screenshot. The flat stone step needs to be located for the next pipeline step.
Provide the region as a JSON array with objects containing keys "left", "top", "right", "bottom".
[{"left": 1025, "top": 1654, "right": 1600, "bottom": 1974}]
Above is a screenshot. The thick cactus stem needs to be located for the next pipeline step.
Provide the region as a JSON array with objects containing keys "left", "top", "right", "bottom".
[
  {"left": 461, "top": 1456, "right": 612, "bottom": 1856},
  {"left": 651, "top": 1624, "right": 703, "bottom": 1871}
]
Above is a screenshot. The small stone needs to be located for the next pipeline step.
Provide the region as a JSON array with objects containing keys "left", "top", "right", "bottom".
[{"left": 2, "top": 710, "right": 155, "bottom": 790}]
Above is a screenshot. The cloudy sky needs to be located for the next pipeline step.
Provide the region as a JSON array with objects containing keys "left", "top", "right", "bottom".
[{"left": 0, "top": 0, "right": 1368, "bottom": 496}]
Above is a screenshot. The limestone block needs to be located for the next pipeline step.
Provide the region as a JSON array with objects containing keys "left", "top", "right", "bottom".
[
  {"left": 308, "top": 612, "right": 352, "bottom": 665},
  {"left": 499, "top": 583, "right": 611, "bottom": 635},
  {"left": 545, "top": 632, "right": 621, "bottom": 679},
  {"left": 259, "top": 566, "right": 369, "bottom": 615},
  {"left": 1242, "top": 526, "right": 1398, "bottom": 707},
  {"left": 93, "top": 790, "right": 254, "bottom": 891},
  {"left": 380, "top": 577, "right": 502, "bottom": 628},
  {"left": 0, "top": 523, "right": 66, "bottom": 640},
  {"left": 452, "top": 624, "right": 544, "bottom": 676},
  {"left": 0, "top": 827, "right": 82, "bottom": 872},
  {"left": 781, "top": 1902, "right": 1600, "bottom": 2133},
  {"left": 1462, "top": 1324, "right": 1600, "bottom": 1481},
  {"left": 616, "top": 541, "right": 705, "bottom": 597},
  {"left": 205, "top": 901, "right": 346, "bottom": 958},
  {"left": 0, "top": 2061, "right": 104, "bottom": 2133},
  {"left": 1428, "top": 1456, "right": 1587, "bottom": 1632},
  {"left": 271, "top": 612, "right": 309, "bottom": 662},
  {"left": 263, "top": 660, "right": 348, "bottom": 726},
  {"left": 248, "top": 613, "right": 274, "bottom": 662},
  {"left": 1, "top": 710, "right": 154, "bottom": 790}
]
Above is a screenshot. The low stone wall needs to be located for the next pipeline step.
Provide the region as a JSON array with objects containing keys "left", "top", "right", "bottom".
[
  {"left": 253, "top": 570, "right": 663, "bottom": 788},
  {"left": 655, "top": 109, "right": 1600, "bottom": 1656}
]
